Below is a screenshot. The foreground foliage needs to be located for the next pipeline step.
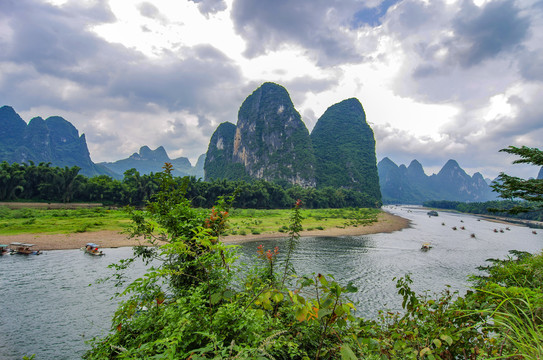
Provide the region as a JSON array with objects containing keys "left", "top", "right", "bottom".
[{"left": 85, "top": 164, "right": 543, "bottom": 359}]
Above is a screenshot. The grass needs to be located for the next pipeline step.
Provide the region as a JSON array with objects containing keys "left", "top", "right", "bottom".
[
  {"left": 225, "top": 207, "right": 379, "bottom": 237},
  {"left": 0, "top": 206, "right": 131, "bottom": 235},
  {"left": 0, "top": 206, "right": 380, "bottom": 236}
]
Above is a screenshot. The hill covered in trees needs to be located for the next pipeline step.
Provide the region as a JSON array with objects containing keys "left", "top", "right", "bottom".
[
  {"left": 311, "top": 98, "right": 381, "bottom": 202},
  {"left": 204, "top": 82, "right": 381, "bottom": 206}
]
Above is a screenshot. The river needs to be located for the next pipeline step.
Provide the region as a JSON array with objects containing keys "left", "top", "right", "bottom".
[{"left": 1, "top": 205, "right": 541, "bottom": 359}]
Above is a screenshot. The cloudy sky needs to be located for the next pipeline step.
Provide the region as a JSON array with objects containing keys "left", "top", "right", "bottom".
[{"left": 1, "top": 0, "right": 542, "bottom": 179}]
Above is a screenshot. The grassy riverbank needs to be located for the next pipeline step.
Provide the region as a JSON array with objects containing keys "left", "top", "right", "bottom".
[{"left": 0, "top": 206, "right": 380, "bottom": 236}]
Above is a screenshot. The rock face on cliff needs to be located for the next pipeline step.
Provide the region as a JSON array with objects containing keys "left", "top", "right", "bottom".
[
  {"left": 205, "top": 82, "right": 316, "bottom": 186},
  {"left": 0, "top": 105, "right": 110, "bottom": 177},
  {"left": 99, "top": 145, "right": 204, "bottom": 179},
  {"left": 310, "top": 98, "right": 381, "bottom": 203},
  {"left": 378, "top": 157, "right": 497, "bottom": 204},
  {"left": 204, "top": 122, "right": 249, "bottom": 181}
]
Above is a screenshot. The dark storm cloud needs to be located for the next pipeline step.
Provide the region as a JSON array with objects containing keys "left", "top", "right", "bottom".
[
  {"left": 106, "top": 45, "right": 243, "bottom": 114},
  {"left": 519, "top": 50, "right": 543, "bottom": 82},
  {"left": 188, "top": 0, "right": 227, "bottom": 15},
  {"left": 452, "top": 0, "right": 530, "bottom": 68},
  {"left": 0, "top": 0, "right": 115, "bottom": 78},
  {"left": 231, "top": 0, "right": 385, "bottom": 66},
  {"left": 0, "top": 0, "right": 243, "bottom": 118},
  {"left": 388, "top": 0, "right": 530, "bottom": 83}
]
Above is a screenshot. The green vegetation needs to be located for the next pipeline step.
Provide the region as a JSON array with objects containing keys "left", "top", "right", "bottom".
[
  {"left": 84, "top": 150, "right": 543, "bottom": 359},
  {"left": 0, "top": 161, "right": 381, "bottom": 208},
  {"left": 0, "top": 206, "right": 379, "bottom": 237},
  {"left": 0, "top": 206, "right": 130, "bottom": 235},
  {"left": 491, "top": 146, "right": 543, "bottom": 214},
  {"left": 311, "top": 98, "right": 381, "bottom": 204}
]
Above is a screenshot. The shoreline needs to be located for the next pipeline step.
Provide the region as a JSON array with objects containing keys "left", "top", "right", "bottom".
[{"left": 0, "top": 211, "right": 410, "bottom": 251}]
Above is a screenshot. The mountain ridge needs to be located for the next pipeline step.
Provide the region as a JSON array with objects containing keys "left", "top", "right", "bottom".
[{"left": 378, "top": 157, "right": 497, "bottom": 204}]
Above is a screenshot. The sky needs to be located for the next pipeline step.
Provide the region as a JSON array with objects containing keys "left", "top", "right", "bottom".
[{"left": 1, "top": 0, "right": 542, "bottom": 179}]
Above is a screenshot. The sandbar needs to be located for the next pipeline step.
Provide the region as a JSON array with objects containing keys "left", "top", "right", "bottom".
[{"left": 0, "top": 211, "right": 409, "bottom": 251}]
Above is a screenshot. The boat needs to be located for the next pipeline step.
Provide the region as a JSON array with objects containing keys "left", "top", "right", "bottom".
[
  {"left": 1, "top": 244, "right": 9, "bottom": 255},
  {"left": 427, "top": 210, "right": 439, "bottom": 217},
  {"left": 9, "top": 242, "right": 42, "bottom": 255},
  {"left": 421, "top": 243, "right": 432, "bottom": 251},
  {"left": 82, "top": 243, "right": 104, "bottom": 256}
]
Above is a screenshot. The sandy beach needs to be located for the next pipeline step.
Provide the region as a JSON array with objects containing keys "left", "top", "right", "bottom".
[{"left": 0, "top": 211, "right": 410, "bottom": 251}]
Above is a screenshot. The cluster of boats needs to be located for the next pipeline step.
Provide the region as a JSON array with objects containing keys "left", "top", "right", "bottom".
[
  {"left": 1, "top": 242, "right": 105, "bottom": 256},
  {"left": 0, "top": 242, "right": 42, "bottom": 255}
]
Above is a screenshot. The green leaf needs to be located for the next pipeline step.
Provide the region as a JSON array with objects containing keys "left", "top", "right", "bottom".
[
  {"left": 432, "top": 339, "right": 442, "bottom": 348},
  {"left": 210, "top": 292, "right": 221, "bottom": 305},
  {"left": 346, "top": 281, "right": 358, "bottom": 293},
  {"left": 272, "top": 292, "right": 284, "bottom": 303},
  {"left": 440, "top": 334, "right": 453, "bottom": 346},
  {"left": 295, "top": 306, "right": 308, "bottom": 321},
  {"left": 318, "top": 273, "right": 328, "bottom": 286},
  {"left": 340, "top": 344, "right": 357, "bottom": 360},
  {"left": 420, "top": 347, "right": 432, "bottom": 357}
]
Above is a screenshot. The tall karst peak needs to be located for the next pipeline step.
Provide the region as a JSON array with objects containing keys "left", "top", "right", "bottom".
[
  {"left": 310, "top": 97, "right": 381, "bottom": 204},
  {"left": 231, "top": 82, "right": 316, "bottom": 186}
]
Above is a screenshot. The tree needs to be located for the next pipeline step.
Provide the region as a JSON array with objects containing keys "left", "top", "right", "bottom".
[{"left": 492, "top": 146, "right": 543, "bottom": 213}]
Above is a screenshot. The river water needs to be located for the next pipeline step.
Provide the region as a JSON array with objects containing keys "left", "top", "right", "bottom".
[{"left": 1, "top": 205, "right": 541, "bottom": 359}]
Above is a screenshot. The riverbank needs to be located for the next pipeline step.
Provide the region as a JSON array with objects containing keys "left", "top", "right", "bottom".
[{"left": 0, "top": 211, "right": 409, "bottom": 250}]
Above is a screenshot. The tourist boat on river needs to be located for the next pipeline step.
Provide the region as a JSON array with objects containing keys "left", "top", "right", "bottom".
[
  {"left": 82, "top": 243, "right": 104, "bottom": 256},
  {"left": 421, "top": 243, "right": 432, "bottom": 251},
  {"left": 9, "top": 242, "right": 42, "bottom": 255}
]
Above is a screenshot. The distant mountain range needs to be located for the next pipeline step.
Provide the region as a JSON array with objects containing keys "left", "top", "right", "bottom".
[
  {"left": 0, "top": 105, "right": 203, "bottom": 179},
  {"left": 98, "top": 146, "right": 204, "bottom": 179},
  {"left": 0, "top": 105, "right": 114, "bottom": 177},
  {"left": 378, "top": 157, "right": 497, "bottom": 204},
  {"left": 0, "top": 101, "right": 521, "bottom": 206}
]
